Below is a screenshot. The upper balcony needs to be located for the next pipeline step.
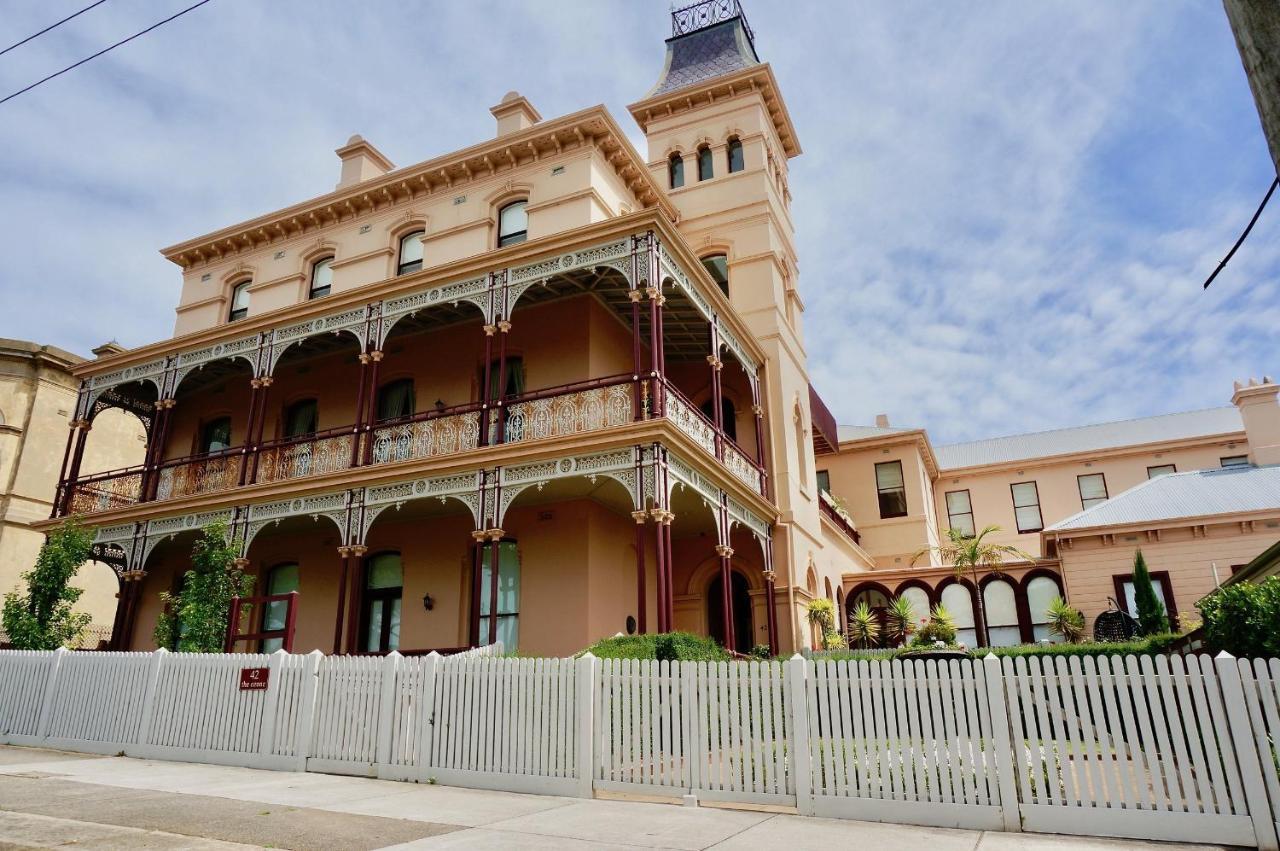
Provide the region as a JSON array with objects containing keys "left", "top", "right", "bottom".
[{"left": 57, "top": 213, "right": 770, "bottom": 521}]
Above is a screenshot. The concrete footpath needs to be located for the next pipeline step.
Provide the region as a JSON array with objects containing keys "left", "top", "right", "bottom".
[{"left": 0, "top": 746, "right": 1231, "bottom": 850}]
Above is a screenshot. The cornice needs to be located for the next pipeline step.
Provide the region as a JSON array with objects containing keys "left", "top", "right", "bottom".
[
  {"left": 936, "top": 430, "right": 1250, "bottom": 477},
  {"left": 161, "top": 106, "right": 676, "bottom": 270},
  {"left": 628, "top": 64, "right": 801, "bottom": 158}
]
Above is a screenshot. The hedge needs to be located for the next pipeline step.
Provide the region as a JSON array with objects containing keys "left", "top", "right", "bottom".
[
  {"left": 803, "top": 633, "right": 1183, "bottom": 663},
  {"left": 583, "top": 631, "right": 730, "bottom": 662}
]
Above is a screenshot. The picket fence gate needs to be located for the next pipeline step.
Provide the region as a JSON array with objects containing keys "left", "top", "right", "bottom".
[{"left": 0, "top": 646, "right": 1277, "bottom": 849}]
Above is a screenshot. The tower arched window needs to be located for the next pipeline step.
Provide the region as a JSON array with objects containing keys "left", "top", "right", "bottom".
[
  {"left": 397, "top": 230, "right": 424, "bottom": 275},
  {"left": 701, "top": 253, "right": 729, "bottom": 297},
  {"left": 497, "top": 201, "right": 528, "bottom": 247},
  {"left": 697, "top": 145, "right": 713, "bottom": 181},
  {"left": 309, "top": 256, "right": 333, "bottom": 300},
  {"left": 727, "top": 137, "right": 744, "bottom": 173},
  {"left": 668, "top": 153, "right": 684, "bottom": 189},
  {"left": 228, "top": 281, "right": 250, "bottom": 322}
]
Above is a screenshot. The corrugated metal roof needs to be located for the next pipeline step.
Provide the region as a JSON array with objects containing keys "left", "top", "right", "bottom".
[
  {"left": 933, "top": 407, "right": 1243, "bottom": 469},
  {"left": 1047, "top": 464, "right": 1280, "bottom": 531}
]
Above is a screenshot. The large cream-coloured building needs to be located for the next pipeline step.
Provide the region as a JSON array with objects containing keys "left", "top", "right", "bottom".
[
  {"left": 0, "top": 339, "right": 147, "bottom": 643},
  {"left": 37, "top": 2, "right": 1280, "bottom": 655}
]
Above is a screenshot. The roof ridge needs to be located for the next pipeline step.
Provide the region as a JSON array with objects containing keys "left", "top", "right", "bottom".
[{"left": 936, "top": 405, "right": 1239, "bottom": 450}]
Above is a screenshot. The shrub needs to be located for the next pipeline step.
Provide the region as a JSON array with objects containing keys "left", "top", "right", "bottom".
[
  {"left": 1199, "top": 577, "right": 1280, "bottom": 658},
  {"left": 884, "top": 595, "right": 916, "bottom": 646},
  {"left": 583, "top": 631, "right": 730, "bottom": 662},
  {"left": 845, "top": 601, "right": 878, "bottom": 648},
  {"left": 981, "top": 634, "right": 1180, "bottom": 660},
  {"left": 153, "top": 522, "right": 253, "bottom": 652},
  {"left": 1131, "top": 549, "right": 1169, "bottom": 636},
  {"left": 909, "top": 604, "right": 957, "bottom": 648},
  {"left": 1046, "top": 596, "right": 1086, "bottom": 644},
  {"left": 2, "top": 519, "right": 93, "bottom": 650}
]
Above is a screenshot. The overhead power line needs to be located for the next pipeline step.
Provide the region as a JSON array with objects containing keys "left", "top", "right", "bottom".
[
  {"left": 0, "top": 0, "right": 213, "bottom": 107},
  {"left": 1202, "top": 175, "right": 1279, "bottom": 290},
  {"left": 0, "top": 0, "right": 109, "bottom": 58}
]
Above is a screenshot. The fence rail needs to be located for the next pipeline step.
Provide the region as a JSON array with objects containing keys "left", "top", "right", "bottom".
[{"left": 0, "top": 646, "right": 1276, "bottom": 848}]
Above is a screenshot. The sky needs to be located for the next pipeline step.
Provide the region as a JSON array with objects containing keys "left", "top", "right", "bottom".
[{"left": 0, "top": 0, "right": 1276, "bottom": 445}]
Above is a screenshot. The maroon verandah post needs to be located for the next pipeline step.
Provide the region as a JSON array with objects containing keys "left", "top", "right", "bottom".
[{"left": 333, "top": 546, "right": 351, "bottom": 654}]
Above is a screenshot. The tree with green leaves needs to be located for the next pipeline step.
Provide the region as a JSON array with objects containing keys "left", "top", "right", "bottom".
[
  {"left": 1046, "top": 596, "right": 1086, "bottom": 644},
  {"left": 913, "top": 525, "right": 1034, "bottom": 647},
  {"left": 2, "top": 519, "right": 93, "bottom": 650},
  {"left": 846, "top": 600, "right": 880, "bottom": 649},
  {"left": 885, "top": 595, "right": 916, "bottom": 647},
  {"left": 1131, "top": 549, "right": 1168, "bottom": 636},
  {"left": 154, "top": 522, "right": 254, "bottom": 652}
]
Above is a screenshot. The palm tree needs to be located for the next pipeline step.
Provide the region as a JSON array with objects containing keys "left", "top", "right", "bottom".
[{"left": 913, "top": 525, "right": 1034, "bottom": 648}]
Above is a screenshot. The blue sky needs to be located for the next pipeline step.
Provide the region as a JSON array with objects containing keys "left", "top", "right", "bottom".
[{"left": 0, "top": 0, "right": 1276, "bottom": 444}]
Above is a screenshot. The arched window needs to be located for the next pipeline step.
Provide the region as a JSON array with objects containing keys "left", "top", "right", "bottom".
[
  {"left": 701, "top": 253, "right": 729, "bottom": 297},
  {"left": 261, "top": 563, "right": 299, "bottom": 653},
  {"left": 397, "top": 230, "right": 424, "bottom": 275},
  {"left": 283, "top": 399, "right": 318, "bottom": 438},
  {"left": 697, "top": 145, "right": 713, "bottom": 181},
  {"left": 309, "top": 257, "right": 333, "bottom": 300},
  {"left": 848, "top": 585, "right": 891, "bottom": 646},
  {"left": 479, "top": 540, "right": 520, "bottom": 650},
  {"left": 376, "top": 379, "right": 415, "bottom": 422},
  {"left": 983, "top": 579, "right": 1020, "bottom": 647},
  {"left": 940, "top": 583, "right": 977, "bottom": 648},
  {"left": 898, "top": 586, "right": 931, "bottom": 627},
  {"left": 727, "top": 137, "right": 744, "bottom": 173},
  {"left": 668, "top": 153, "right": 684, "bottom": 189},
  {"left": 200, "top": 417, "right": 232, "bottom": 454},
  {"left": 228, "top": 281, "right": 250, "bottom": 322},
  {"left": 497, "top": 201, "right": 528, "bottom": 247},
  {"left": 1026, "top": 575, "right": 1062, "bottom": 643},
  {"left": 361, "top": 552, "right": 402, "bottom": 653}
]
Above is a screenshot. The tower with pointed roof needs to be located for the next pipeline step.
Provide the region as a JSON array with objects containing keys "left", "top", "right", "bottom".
[{"left": 631, "top": 1, "right": 820, "bottom": 647}]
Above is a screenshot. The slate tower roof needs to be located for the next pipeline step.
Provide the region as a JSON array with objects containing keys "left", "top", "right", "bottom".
[{"left": 647, "top": 0, "right": 761, "bottom": 98}]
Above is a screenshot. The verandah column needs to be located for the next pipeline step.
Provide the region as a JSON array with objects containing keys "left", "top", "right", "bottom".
[
  {"left": 350, "top": 350, "right": 372, "bottom": 466},
  {"left": 763, "top": 537, "right": 779, "bottom": 656},
  {"left": 478, "top": 321, "right": 496, "bottom": 447},
  {"left": 142, "top": 398, "right": 178, "bottom": 501},
  {"left": 708, "top": 319, "right": 724, "bottom": 459},
  {"left": 492, "top": 318, "right": 511, "bottom": 444},
  {"left": 629, "top": 288, "right": 645, "bottom": 420},
  {"left": 716, "top": 544, "right": 735, "bottom": 652},
  {"left": 333, "top": 546, "right": 351, "bottom": 654},
  {"left": 359, "top": 351, "right": 384, "bottom": 464},
  {"left": 486, "top": 528, "right": 505, "bottom": 646},
  {"left": 631, "top": 510, "right": 648, "bottom": 633},
  {"left": 342, "top": 545, "right": 368, "bottom": 653},
  {"left": 58, "top": 419, "right": 91, "bottom": 516}
]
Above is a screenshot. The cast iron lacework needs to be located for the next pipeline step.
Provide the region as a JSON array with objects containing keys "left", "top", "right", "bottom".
[
  {"left": 496, "top": 448, "right": 642, "bottom": 526},
  {"left": 671, "top": 0, "right": 754, "bottom": 43}
]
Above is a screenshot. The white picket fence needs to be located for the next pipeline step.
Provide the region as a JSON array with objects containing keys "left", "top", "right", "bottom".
[{"left": 1, "top": 647, "right": 1278, "bottom": 849}]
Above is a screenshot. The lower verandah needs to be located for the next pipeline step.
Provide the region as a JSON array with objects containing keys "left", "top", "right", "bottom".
[{"left": 125, "top": 486, "right": 778, "bottom": 659}]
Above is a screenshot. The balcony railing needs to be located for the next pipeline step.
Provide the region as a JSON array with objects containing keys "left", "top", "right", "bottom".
[
  {"left": 61, "top": 373, "right": 768, "bottom": 516},
  {"left": 818, "top": 490, "right": 861, "bottom": 544}
]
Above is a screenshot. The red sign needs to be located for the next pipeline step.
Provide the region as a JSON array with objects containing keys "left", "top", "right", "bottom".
[{"left": 239, "top": 667, "right": 269, "bottom": 691}]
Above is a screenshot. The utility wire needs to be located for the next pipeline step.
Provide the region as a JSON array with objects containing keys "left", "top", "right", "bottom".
[
  {"left": 1202, "top": 175, "right": 1279, "bottom": 290},
  {"left": 0, "top": 0, "right": 109, "bottom": 58},
  {"left": 0, "top": 0, "right": 213, "bottom": 107}
]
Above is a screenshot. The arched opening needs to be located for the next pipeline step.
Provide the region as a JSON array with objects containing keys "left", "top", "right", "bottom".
[
  {"left": 707, "top": 570, "right": 752, "bottom": 654},
  {"left": 939, "top": 580, "right": 978, "bottom": 648},
  {"left": 700, "top": 253, "right": 729, "bottom": 297},
  {"left": 497, "top": 200, "right": 528, "bottom": 247},
  {"left": 726, "top": 137, "right": 744, "bottom": 173},
  {"left": 697, "top": 145, "right": 713, "bottom": 181},
  {"left": 1024, "top": 572, "right": 1064, "bottom": 643},
  {"left": 69, "top": 382, "right": 152, "bottom": 513},
  {"left": 668, "top": 152, "right": 684, "bottom": 189},
  {"left": 894, "top": 581, "right": 933, "bottom": 630},
  {"left": 846, "top": 583, "right": 892, "bottom": 647},
  {"left": 982, "top": 577, "right": 1020, "bottom": 647},
  {"left": 700, "top": 396, "right": 737, "bottom": 441}
]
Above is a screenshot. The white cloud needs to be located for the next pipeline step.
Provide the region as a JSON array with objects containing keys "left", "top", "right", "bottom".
[{"left": 0, "top": 0, "right": 1275, "bottom": 443}]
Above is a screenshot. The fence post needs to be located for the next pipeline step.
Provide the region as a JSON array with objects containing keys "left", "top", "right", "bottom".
[
  {"left": 1215, "top": 651, "right": 1279, "bottom": 851},
  {"left": 34, "top": 647, "right": 69, "bottom": 741},
  {"left": 982, "top": 653, "right": 1022, "bottom": 833},
  {"left": 257, "top": 649, "right": 288, "bottom": 758},
  {"left": 576, "top": 653, "right": 598, "bottom": 799},
  {"left": 293, "top": 649, "right": 324, "bottom": 772},
  {"left": 375, "top": 651, "right": 403, "bottom": 768},
  {"left": 415, "top": 651, "right": 441, "bottom": 779},
  {"left": 786, "top": 653, "right": 814, "bottom": 816},
  {"left": 133, "top": 647, "right": 168, "bottom": 749}
]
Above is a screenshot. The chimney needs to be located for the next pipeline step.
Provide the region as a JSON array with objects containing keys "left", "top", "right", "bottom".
[
  {"left": 875, "top": 413, "right": 890, "bottom": 428},
  {"left": 335, "top": 135, "right": 394, "bottom": 190},
  {"left": 92, "top": 340, "right": 126, "bottom": 358},
  {"left": 490, "top": 91, "right": 541, "bottom": 137},
  {"left": 1232, "top": 375, "right": 1280, "bottom": 465}
]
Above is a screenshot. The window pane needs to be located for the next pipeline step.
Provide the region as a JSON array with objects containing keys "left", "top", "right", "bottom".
[
  {"left": 398, "top": 231, "right": 424, "bottom": 275},
  {"left": 669, "top": 155, "right": 684, "bottom": 189},
  {"left": 285, "top": 400, "right": 317, "bottom": 438},
  {"left": 950, "top": 512, "right": 976, "bottom": 537},
  {"left": 202, "top": 418, "right": 231, "bottom": 453},
  {"left": 1015, "top": 504, "right": 1043, "bottom": 532},
  {"left": 498, "top": 202, "right": 528, "bottom": 247},
  {"left": 727, "top": 139, "right": 744, "bottom": 173},
  {"left": 1221, "top": 455, "right": 1249, "bottom": 468},
  {"left": 366, "top": 603, "right": 383, "bottom": 652},
  {"left": 377, "top": 380, "right": 414, "bottom": 420},
  {"left": 816, "top": 470, "right": 830, "bottom": 494},
  {"left": 387, "top": 598, "right": 401, "bottom": 651},
  {"left": 262, "top": 563, "right": 299, "bottom": 650},
  {"left": 878, "top": 490, "right": 908, "bottom": 519},
  {"left": 232, "top": 283, "right": 250, "bottom": 310},
  {"left": 1025, "top": 576, "right": 1059, "bottom": 628},
  {"left": 1079, "top": 473, "right": 1107, "bottom": 501},
  {"left": 1122, "top": 577, "right": 1167, "bottom": 616},
  {"left": 698, "top": 147, "right": 713, "bottom": 181},
  {"left": 900, "top": 587, "right": 930, "bottom": 624},
  {"left": 1148, "top": 464, "right": 1176, "bottom": 478},
  {"left": 310, "top": 258, "right": 333, "bottom": 297},
  {"left": 940, "top": 584, "right": 975, "bottom": 629},
  {"left": 945, "top": 490, "right": 972, "bottom": 515},
  {"left": 876, "top": 461, "right": 904, "bottom": 490},
  {"left": 367, "top": 553, "right": 402, "bottom": 589},
  {"left": 1011, "top": 482, "right": 1038, "bottom": 507},
  {"left": 701, "top": 254, "right": 729, "bottom": 294}
]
